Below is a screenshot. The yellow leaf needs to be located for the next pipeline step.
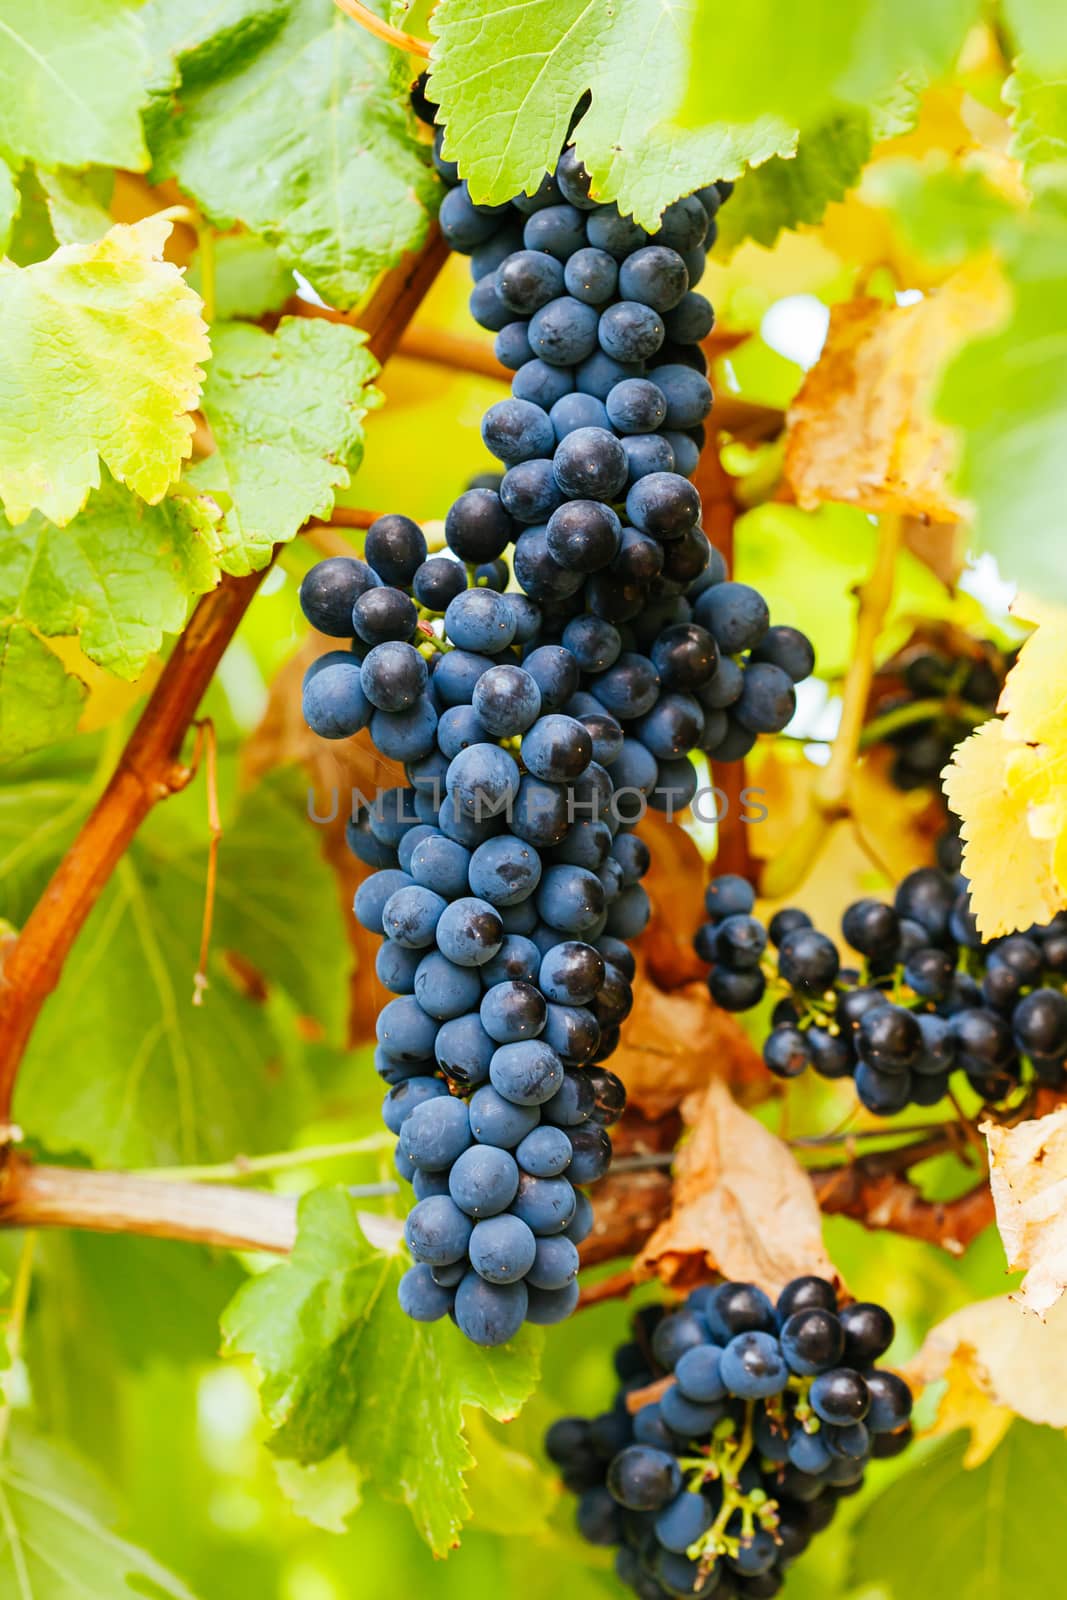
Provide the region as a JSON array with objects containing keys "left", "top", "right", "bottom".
[
  {"left": 983, "top": 1108, "right": 1067, "bottom": 1317},
  {"left": 784, "top": 258, "right": 1008, "bottom": 521},
  {"left": 943, "top": 601, "right": 1067, "bottom": 936},
  {"left": 0, "top": 218, "right": 209, "bottom": 525},
  {"left": 909, "top": 1294, "right": 1067, "bottom": 1465}
]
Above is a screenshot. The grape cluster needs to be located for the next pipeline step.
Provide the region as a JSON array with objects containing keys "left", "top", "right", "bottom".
[
  {"left": 695, "top": 869, "right": 1067, "bottom": 1115},
  {"left": 868, "top": 638, "right": 1011, "bottom": 795},
  {"left": 294, "top": 102, "right": 816, "bottom": 1341},
  {"left": 547, "top": 1277, "right": 912, "bottom": 1598},
  {"left": 423, "top": 110, "right": 814, "bottom": 785}
]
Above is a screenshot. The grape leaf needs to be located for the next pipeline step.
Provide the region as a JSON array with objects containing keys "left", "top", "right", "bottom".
[
  {"left": 0, "top": 1427, "right": 200, "bottom": 1599},
  {"left": 187, "top": 233, "right": 294, "bottom": 321},
  {"left": 0, "top": 478, "right": 222, "bottom": 682},
  {"left": 1007, "top": 64, "right": 1067, "bottom": 184},
  {"left": 850, "top": 1424, "right": 1067, "bottom": 1598},
  {"left": 428, "top": 0, "right": 793, "bottom": 227},
  {"left": 984, "top": 1107, "right": 1067, "bottom": 1317},
  {"left": 0, "top": 219, "right": 209, "bottom": 527},
  {"left": 193, "top": 318, "right": 380, "bottom": 576},
  {"left": 221, "top": 1187, "right": 542, "bottom": 1553},
  {"left": 681, "top": 0, "right": 981, "bottom": 133},
  {"left": 943, "top": 597, "right": 1067, "bottom": 936},
  {"left": 1003, "top": 0, "right": 1067, "bottom": 67},
  {"left": 148, "top": 0, "right": 439, "bottom": 309},
  {"left": 0, "top": 0, "right": 150, "bottom": 171},
  {"left": 8, "top": 771, "right": 350, "bottom": 1165},
  {"left": 716, "top": 114, "right": 872, "bottom": 253},
  {"left": 37, "top": 168, "right": 114, "bottom": 245},
  {"left": 0, "top": 628, "right": 86, "bottom": 763}
]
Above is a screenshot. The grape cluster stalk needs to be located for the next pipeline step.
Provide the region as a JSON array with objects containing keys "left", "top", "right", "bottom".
[
  {"left": 695, "top": 869, "right": 1067, "bottom": 1115},
  {"left": 547, "top": 1278, "right": 913, "bottom": 1598},
  {"left": 296, "top": 96, "right": 815, "bottom": 1343}
]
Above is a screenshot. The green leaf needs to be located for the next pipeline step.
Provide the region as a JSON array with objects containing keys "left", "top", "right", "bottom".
[
  {"left": 864, "top": 160, "right": 1020, "bottom": 267},
  {"left": 222, "top": 1188, "right": 542, "bottom": 1553},
  {"left": 428, "top": 0, "right": 793, "bottom": 228},
  {"left": 193, "top": 318, "right": 380, "bottom": 575},
  {"left": 6, "top": 170, "right": 59, "bottom": 266},
  {"left": 0, "top": 478, "right": 222, "bottom": 682},
  {"left": 1007, "top": 63, "right": 1067, "bottom": 184},
  {"left": 0, "top": 0, "right": 150, "bottom": 171},
  {"left": 850, "top": 1424, "right": 1067, "bottom": 1596},
  {"left": 37, "top": 168, "right": 114, "bottom": 245},
  {"left": 716, "top": 114, "right": 872, "bottom": 254},
  {"left": 149, "top": 0, "right": 439, "bottom": 309},
  {"left": 0, "top": 1427, "right": 201, "bottom": 1598},
  {"left": 1003, "top": 0, "right": 1067, "bottom": 68},
  {"left": 187, "top": 233, "right": 294, "bottom": 321},
  {"left": 0, "top": 628, "right": 85, "bottom": 764},
  {"left": 0, "top": 219, "right": 209, "bottom": 526},
  {"left": 681, "top": 0, "right": 980, "bottom": 133},
  {"left": 9, "top": 775, "right": 334, "bottom": 1166}
]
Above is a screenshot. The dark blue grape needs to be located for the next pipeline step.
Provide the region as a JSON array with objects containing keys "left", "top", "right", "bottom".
[
  {"left": 598, "top": 301, "right": 665, "bottom": 362},
  {"left": 454, "top": 1271, "right": 528, "bottom": 1345}
]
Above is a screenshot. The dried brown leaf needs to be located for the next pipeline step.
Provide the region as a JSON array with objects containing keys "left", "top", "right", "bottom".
[
  {"left": 611, "top": 959, "right": 766, "bottom": 1121},
  {"left": 635, "top": 1077, "right": 839, "bottom": 1294},
  {"left": 982, "top": 1107, "right": 1067, "bottom": 1317},
  {"left": 635, "top": 809, "right": 710, "bottom": 988},
  {"left": 908, "top": 1294, "right": 1067, "bottom": 1465},
  {"left": 785, "top": 260, "right": 1007, "bottom": 522}
]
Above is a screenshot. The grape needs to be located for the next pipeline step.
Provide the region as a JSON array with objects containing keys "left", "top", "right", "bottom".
[
  {"left": 448, "top": 1143, "right": 521, "bottom": 1217},
  {"left": 539, "top": 941, "right": 606, "bottom": 1005},
  {"left": 663, "top": 290, "right": 714, "bottom": 343},
  {"left": 562, "top": 615, "right": 623, "bottom": 672},
  {"left": 408, "top": 834, "right": 471, "bottom": 900},
  {"left": 511, "top": 775, "right": 570, "bottom": 846},
  {"left": 414, "top": 951, "right": 482, "bottom": 1019},
  {"left": 489, "top": 1038, "right": 564, "bottom": 1103},
  {"left": 545, "top": 499, "right": 621, "bottom": 571},
  {"left": 516, "top": 1124, "right": 573, "bottom": 1177},
  {"left": 607, "top": 1446, "right": 682, "bottom": 1512},
  {"left": 575, "top": 350, "right": 644, "bottom": 400},
  {"left": 454, "top": 1270, "right": 528, "bottom": 1345},
  {"left": 445, "top": 743, "right": 520, "bottom": 817},
  {"left": 511, "top": 1172, "right": 577, "bottom": 1233},
  {"left": 445, "top": 488, "right": 515, "bottom": 563},
  {"left": 694, "top": 581, "right": 769, "bottom": 653},
  {"left": 708, "top": 1282, "right": 776, "bottom": 1338},
  {"left": 398, "top": 1264, "right": 453, "bottom": 1322},
  {"left": 497, "top": 249, "right": 565, "bottom": 313},
  {"left": 597, "top": 299, "right": 667, "bottom": 364},
  {"left": 734, "top": 662, "right": 796, "bottom": 734},
  {"left": 480, "top": 982, "right": 548, "bottom": 1044},
  {"left": 302, "top": 661, "right": 370, "bottom": 738},
  {"left": 779, "top": 1309, "right": 845, "bottom": 1376},
  {"left": 468, "top": 835, "right": 543, "bottom": 907},
  {"left": 499, "top": 458, "right": 565, "bottom": 523},
  {"left": 399, "top": 1095, "right": 473, "bottom": 1170},
  {"left": 552, "top": 426, "right": 629, "bottom": 500},
  {"left": 752, "top": 623, "right": 816, "bottom": 683},
  {"left": 585, "top": 206, "right": 646, "bottom": 258},
  {"left": 529, "top": 296, "right": 600, "bottom": 365},
  {"left": 376, "top": 940, "right": 421, "bottom": 993},
  {"left": 355, "top": 870, "right": 414, "bottom": 935},
  {"left": 720, "top": 1332, "right": 789, "bottom": 1399},
  {"left": 810, "top": 1369, "right": 870, "bottom": 1425},
  {"left": 369, "top": 696, "right": 438, "bottom": 762},
  {"left": 381, "top": 884, "right": 447, "bottom": 948},
  {"left": 594, "top": 652, "right": 661, "bottom": 719},
  {"left": 618, "top": 246, "right": 689, "bottom": 312},
  {"left": 865, "top": 1370, "right": 913, "bottom": 1433},
  {"left": 439, "top": 184, "right": 501, "bottom": 250},
  {"left": 523, "top": 203, "right": 586, "bottom": 261},
  {"left": 537, "top": 864, "right": 606, "bottom": 933},
  {"left": 435, "top": 1013, "right": 496, "bottom": 1088},
  {"left": 648, "top": 363, "right": 713, "bottom": 428},
  {"left": 405, "top": 1194, "right": 474, "bottom": 1265},
  {"left": 365, "top": 513, "right": 427, "bottom": 587},
  {"left": 564, "top": 246, "right": 618, "bottom": 304},
  {"left": 620, "top": 433, "right": 676, "bottom": 483},
  {"left": 606, "top": 377, "right": 668, "bottom": 433},
  {"left": 521, "top": 714, "right": 593, "bottom": 781},
  {"left": 523, "top": 645, "right": 581, "bottom": 710},
  {"left": 626, "top": 471, "right": 701, "bottom": 538},
  {"left": 1014, "top": 988, "right": 1067, "bottom": 1056},
  {"left": 435, "top": 896, "right": 505, "bottom": 967},
  {"left": 300, "top": 556, "right": 380, "bottom": 637},
  {"left": 468, "top": 1213, "right": 538, "bottom": 1283},
  {"left": 512, "top": 357, "right": 575, "bottom": 409}
]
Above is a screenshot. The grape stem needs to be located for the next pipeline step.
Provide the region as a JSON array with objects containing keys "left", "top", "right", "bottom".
[{"left": 858, "top": 695, "right": 992, "bottom": 749}]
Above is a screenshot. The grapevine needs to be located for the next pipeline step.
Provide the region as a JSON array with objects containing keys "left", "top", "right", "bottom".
[{"left": 0, "top": 6, "right": 1064, "bottom": 1595}]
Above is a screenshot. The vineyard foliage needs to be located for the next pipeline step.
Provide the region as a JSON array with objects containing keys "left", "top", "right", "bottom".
[{"left": 0, "top": 1, "right": 1066, "bottom": 1597}]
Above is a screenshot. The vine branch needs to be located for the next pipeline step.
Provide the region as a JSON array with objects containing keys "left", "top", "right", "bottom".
[{"left": 0, "top": 232, "right": 449, "bottom": 1133}]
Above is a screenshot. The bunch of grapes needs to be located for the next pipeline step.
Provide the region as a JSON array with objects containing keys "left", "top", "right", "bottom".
[
  {"left": 547, "top": 1277, "right": 913, "bottom": 1598},
  {"left": 695, "top": 869, "right": 1067, "bottom": 1115},
  {"left": 295, "top": 103, "right": 816, "bottom": 1341},
  {"left": 867, "top": 637, "right": 1011, "bottom": 796}
]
